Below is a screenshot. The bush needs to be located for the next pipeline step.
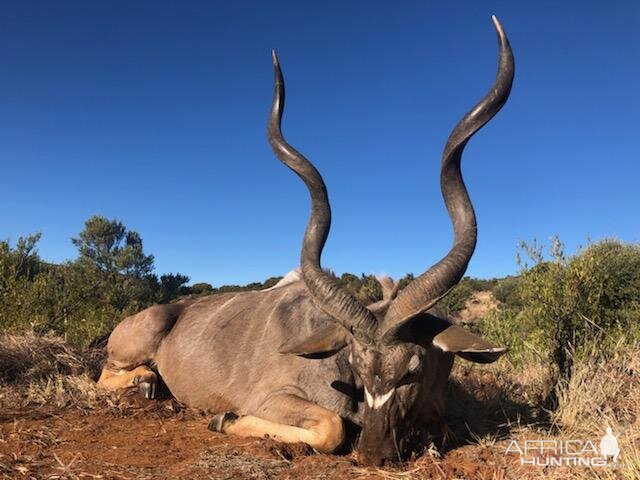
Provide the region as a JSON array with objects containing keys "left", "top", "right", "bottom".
[
  {"left": 491, "top": 276, "right": 521, "bottom": 308},
  {"left": 479, "top": 237, "right": 640, "bottom": 384},
  {"left": 190, "top": 282, "right": 214, "bottom": 295}
]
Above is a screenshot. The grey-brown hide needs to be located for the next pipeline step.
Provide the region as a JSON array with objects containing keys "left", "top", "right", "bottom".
[
  {"left": 103, "top": 272, "right": 349, "bottom": 416},
  {"left": 155, "top": 276, "right": 357, "bottom": 420}
]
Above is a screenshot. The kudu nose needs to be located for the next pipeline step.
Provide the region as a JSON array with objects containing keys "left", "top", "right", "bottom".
[
  {"left": 356, "top": 436, "right": 400, "bottom": 467},
  {"left": 355, "top": 450, "right": 388, "bottom": 467}
]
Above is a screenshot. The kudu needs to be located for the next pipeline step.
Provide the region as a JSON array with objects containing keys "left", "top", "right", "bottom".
[{"left": 98, "top": 16, "right": 514, "bottom": 466}]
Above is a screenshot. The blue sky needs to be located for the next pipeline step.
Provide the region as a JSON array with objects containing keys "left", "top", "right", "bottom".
[{"left": 1, "top": 1, "right": 638, "bottom": 286}]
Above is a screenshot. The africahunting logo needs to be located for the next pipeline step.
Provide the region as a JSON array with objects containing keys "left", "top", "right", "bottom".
[{"left": 505, "top": 427, "right": 621, "bottom": 467}]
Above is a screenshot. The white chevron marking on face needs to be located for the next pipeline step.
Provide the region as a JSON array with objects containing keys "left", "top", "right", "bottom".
[
  {"left": 364, "top": 387, "right": 395, "bottom": 409},
  {"left": 365, "top": 387, "right": 374, "bottom": 408}
]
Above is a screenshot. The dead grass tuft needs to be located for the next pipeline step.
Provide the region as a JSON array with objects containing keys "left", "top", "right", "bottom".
[
  {"left": 0, "top": 331, "right": 111, "bottom": 411},
  {"left": 553, "top": 342, "right": 639, "bottom": 433},
  {"left": 546, "top": 343, "right": 640, "bottom": 479},
  {"left": 0, "top": 332, "right": 85, "bottom": 384}
]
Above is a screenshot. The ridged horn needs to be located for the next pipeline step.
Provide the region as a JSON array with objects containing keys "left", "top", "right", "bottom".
[
  {"left": 381, "top": 16, "right": 515, "bottom": 338},
  {"left": 268, "top": 51, "right": 377, "bottom": 344}
]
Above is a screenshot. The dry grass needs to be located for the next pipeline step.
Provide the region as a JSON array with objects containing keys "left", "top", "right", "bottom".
[
  {"left": 552, "top": 342, "right": 640, "bottom": 433},
  {"left": 0, "top": 331, "right": 107, "bottom": 410},
  {"left": 443, "top": 338, "right": 640, "bottom": 480},
  {"left": 547, "top": 342, "right": 640, "bottom": 480},
  {"left": 0, "top": 332, "right": 84, "bottom": 383}
]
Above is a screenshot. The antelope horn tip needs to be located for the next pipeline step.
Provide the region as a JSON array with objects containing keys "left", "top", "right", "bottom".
[{"left": 491, "top": 15, "right": 505, "bottom": 39}]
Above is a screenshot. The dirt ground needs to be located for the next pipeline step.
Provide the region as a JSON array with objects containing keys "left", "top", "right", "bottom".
[{"left": 0, "top": 394, "right": 525, "bottom": 480}]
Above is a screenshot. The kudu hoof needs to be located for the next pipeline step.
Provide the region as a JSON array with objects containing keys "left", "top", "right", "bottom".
[
  {"left": 138, "top": 381, "right": 156, "bottom": 399},
  {"left": 208, "top": 411, "right": 239, "bottom": 433},
  {"left": 133, "top": 375, "right": 157, "bottom": 399}
]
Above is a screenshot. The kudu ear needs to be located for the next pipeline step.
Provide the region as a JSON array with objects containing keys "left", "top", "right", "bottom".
[
  {"left": 432, "top": 324, "right": 508, "bottom": 364},
  {"left": 278, "top": 325, "right": 349, "bottom": 358}
]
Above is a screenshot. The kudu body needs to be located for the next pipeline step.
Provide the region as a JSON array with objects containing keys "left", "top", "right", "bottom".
[{"left": 98, "top": 17, "right": 515, "bottom": 465}]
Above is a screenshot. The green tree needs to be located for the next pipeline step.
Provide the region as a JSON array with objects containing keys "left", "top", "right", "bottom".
[
  {"left": 159, "top": 273, "right": 190, "bottom": 302},
  {"left": 438, "top": 276, "right": 498, "bottom": 316},
  {"left": 0, "top": 233, "right": 43, "bottom": 288},
  {"left": 70, "top": 216, "right": 158, "bottom": 313},
  {"left": 1, "top": 220, "right": 192, "bottom": 346},
  {"left": 397, "top": 273, "right": 415, "bottom": 291},
  {"left": 1, "top": 234, "right": 45, "bottom": 331},
  {"left": 72, "top": 216, "right": 154, "bottom": 276},
  {"left": 491, "top": 276, "right": 521, "bottom": 308}
]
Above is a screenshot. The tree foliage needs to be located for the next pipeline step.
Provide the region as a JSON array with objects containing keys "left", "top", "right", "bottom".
[
  {"left": 338, "top": 273, "right": 383, "bottom": 304},
  {"left": 72, "top": 216, "right": 154, "bottom": 277},
  {"left": 1, "top": 218, "right": 190, "bottom": 346},
  {"left": 518, "top": 238, "right": 640, "bottom": 379}
]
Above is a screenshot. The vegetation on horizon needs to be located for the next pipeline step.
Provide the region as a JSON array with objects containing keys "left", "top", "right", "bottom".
[{"left": 2, "top": 216, "right": 640, "bottom": 381}]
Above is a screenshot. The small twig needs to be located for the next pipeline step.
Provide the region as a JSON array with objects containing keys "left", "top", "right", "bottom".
[
  {"left": 272, "top": 448, "right": 292, "bottom": 464},
  {"left": 52, "top": 452, "right": 81, "bottom": 479},
  {"left": 434, "top": 461, "right": 447, "bottom": 479}
]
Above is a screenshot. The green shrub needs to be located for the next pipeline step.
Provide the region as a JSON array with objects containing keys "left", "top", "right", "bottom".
[
  {"left": 479, "top": 237, "right": 640, "bottom": 383},
  {"left": 491, "top": 276, "right": 521, "bottom": 308}
]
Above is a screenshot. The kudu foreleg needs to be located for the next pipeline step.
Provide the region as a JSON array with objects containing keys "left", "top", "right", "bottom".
[
  {"left": 97, "top": 364, "right": 158, "bottom": 399},
  {"left": 209, "top": 394, "right": 344, "bottom": 453}
]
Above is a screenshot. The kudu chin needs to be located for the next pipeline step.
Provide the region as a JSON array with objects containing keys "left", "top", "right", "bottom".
[{"left": 98, "top": 16, "right": 515, "bottom": 466}]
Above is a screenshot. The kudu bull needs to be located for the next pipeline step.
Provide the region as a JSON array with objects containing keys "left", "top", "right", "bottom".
[{"left": 98, "top": 16, "right": 514, "bottom": 465}]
